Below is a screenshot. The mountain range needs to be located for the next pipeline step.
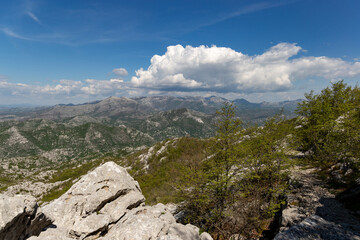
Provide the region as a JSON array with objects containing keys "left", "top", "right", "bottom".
[
  {"left": 0, "top": 95, "right": 301, "bottom": 192},
  {"left": 0, "top": 96, "right": 301, "bottom": 122}
]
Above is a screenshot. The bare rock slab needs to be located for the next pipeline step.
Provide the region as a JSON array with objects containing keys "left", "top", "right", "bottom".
[{"left": 38, "top": 161, "right": 145, "bottom": 239}]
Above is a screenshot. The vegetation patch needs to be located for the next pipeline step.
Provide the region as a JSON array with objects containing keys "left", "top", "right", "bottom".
[{"left": 41, "top": 180, "right": 73, "bottom": 203}]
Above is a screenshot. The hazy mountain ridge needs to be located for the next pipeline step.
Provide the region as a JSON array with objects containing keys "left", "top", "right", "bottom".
[{"left": 0, "top": 96, "right": 301, "bottom": 122}]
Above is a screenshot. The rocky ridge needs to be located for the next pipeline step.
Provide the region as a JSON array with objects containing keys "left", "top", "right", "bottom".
[{"left": 1, "top": 161, "right": 212, "bottom": 240}]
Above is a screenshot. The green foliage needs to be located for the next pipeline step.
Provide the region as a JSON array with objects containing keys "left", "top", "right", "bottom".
[
  {"left": 296, "top": 80, "right": 360, "bottom": 183},
  {"left": 0, "top": 175, "right": 14, "bottom": 185},
  {"left": 41, "top": 180, "right": 73, "bottom": 203},
  {"left": 136, "top": 137, "right": 207, "bottom": 204},
  {"left": 48, "top": 158, "right": 104, "bottom": 183},
  {"left": 181, "top": 103, "right": 290, "bottom": 239},
  {"left": 203, "top": 102, "right": 244, "bottom": 223}
]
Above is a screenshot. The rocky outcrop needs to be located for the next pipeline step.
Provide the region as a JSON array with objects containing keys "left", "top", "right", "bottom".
[
  {"left": 29, "top": 161, "right": 145, "bottom": 239},
  {"left": 275, "top": 166, "right": 360, "bottom": 240},
  {"left": 0, "top": 194, "right": 52, "bottom": 240},
  {"left": 26, "top": 161, "right": 211, "bottom": 240}
]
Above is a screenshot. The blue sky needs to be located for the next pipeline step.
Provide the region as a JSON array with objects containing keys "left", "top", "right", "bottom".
[{"left": 0, "top": 0, "right": 359, "bottom": 105}]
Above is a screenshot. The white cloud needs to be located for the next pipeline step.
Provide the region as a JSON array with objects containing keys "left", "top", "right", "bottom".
[
  {"left": 112, "top": 67, "right": 128, "bottom": 76},
  {"left": 1, "top": 28, "right": 32, "bottom": 41},
  {"left": 1, "top": 43, "right": 360, "bottom": 105},
  {"left": 27, "top": 11, "right": 41, "bottom": 24},
  {"left": 81, "top": 78, "right": 126, "bottom": 95},
  {"left": 131, "top": 43, "right": 360, "bottom": 93},
  {"left": 0, "top": 78, "right": 131, "bottom": 99}
]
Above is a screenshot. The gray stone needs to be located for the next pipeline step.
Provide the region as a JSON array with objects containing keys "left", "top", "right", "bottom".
[
  {"left": 277, "top": 166, "right": 360, "bottom": 239},
  {"left": 280, "top": 206, "right": 305, "bottom": 228},
  {"left": 99, "top": 190, "right": 144, "bottom": 223},
  {"left": 200, "top": 232, "right": 213, "bottom": 240},
  {"left": 0, "top": 194, "right": 52, "bottom": 240},
  {"left": 100, "top": 203, "right": 207, "bottom": 240},
  {"left": 28, "top": 227, "right": 73, "bottom": 240},
  {"left": 275, "top": 215, "right": 360, "bottom": 240},
  {"left": 35, "top": 161, "right": 145, "bottom": 239},
  {"left": 29, "top": 161, "right": 211, "bottom": 240},
  {"left": 70, "top": 213, "right": 110, "bottom": 238},
  {"left": 100, "top": 203, "right": 175, "bottom": 240},
  {"left": 160, "top": 223, "right": 200, "bottom": 240}
]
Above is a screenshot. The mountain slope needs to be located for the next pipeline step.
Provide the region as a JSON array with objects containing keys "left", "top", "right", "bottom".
[{"left": 0, "top": 96, "right": 301, "bottom": 193}]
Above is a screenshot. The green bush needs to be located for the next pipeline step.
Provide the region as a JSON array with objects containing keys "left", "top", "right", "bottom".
[{"left": 296, "top": 80, "right": 360, "bottom": 183}]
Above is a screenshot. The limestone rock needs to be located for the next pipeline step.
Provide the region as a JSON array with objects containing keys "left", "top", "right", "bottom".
[
  {"left": 36, "top": 161, "right": 145, "bottom": 239},
  {"left": 100, "top": 203, "right": 205, "bottom": 240},
  {"left": 28, "top": 227, "right": 73, "bottom": 240},
  {"left": 275, "top": 215, "right": 360, "bottom": 240},
  {"left": 200, "top": 232, "right": 213, "bottom": 240},
  {"left": 0, "top": 194, "right": 52, "bottom": 240},
  {"left": 280, "top": 206, "right": 305, "bottom": 228},
  {"left": 29, "top": 161, "right": 212, "bottom": 240},
  {"left": 70, "top": 213, "right": 110, "bottom": 238}
]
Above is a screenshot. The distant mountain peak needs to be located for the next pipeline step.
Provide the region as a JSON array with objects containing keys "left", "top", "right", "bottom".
[
  {"left": 105, "top": 96, "right": 122, "bottom": 100},
  {"left": 205, "top": 96, "right": 227, "bottom": 103},
  {"left": 233, "top": 98, "right": 250, "bottom": 104},
  {"left": 100, "top": 96, "right": 137, "bottom": 104}
]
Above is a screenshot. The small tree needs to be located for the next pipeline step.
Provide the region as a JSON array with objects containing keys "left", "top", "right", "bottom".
[
  {"left": 182, "top": 103, "right": 291, "bottom": 239},
  {"left": 230, "top": 114, "right": 291, "bottom": 238},
  {"left": 181, "top": 102, "right": 244, "bottom": 238},
  {"left": 205, "top": 102, "right": 243, "bottom": 230},
  {"left": 296, "top": 80, "right": 359, "bottom": 167}
]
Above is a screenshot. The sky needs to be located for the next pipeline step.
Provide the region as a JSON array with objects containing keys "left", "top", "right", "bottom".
[{"left": 0, "top": 0, "right": 359, "bottom": 105}]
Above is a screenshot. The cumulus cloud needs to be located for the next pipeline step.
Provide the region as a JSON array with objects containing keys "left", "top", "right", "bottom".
[
  {"left": 81, "top": 78, "right": 125, "bottom": 95},
  {"left": 131, "top": 43, "right": 360, "bottom": 93},
  {"left": 112, "top": 67, "right": 128, "bottom": 76},
  {"left": 2, "top": 43, "right": 360, "bottom": 104}
]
